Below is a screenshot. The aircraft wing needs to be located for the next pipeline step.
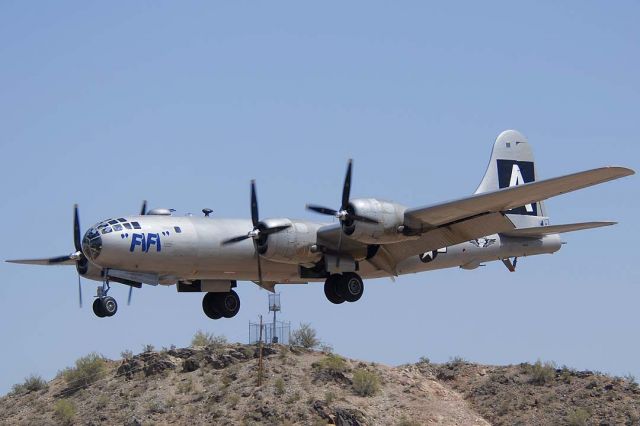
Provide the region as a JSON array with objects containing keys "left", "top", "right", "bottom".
[
  {"left": 501, "top": 221, "right": 616, "bottom": 238},
  {"left": 6, "top": 255, "right": 76, "bottom": 265},
  {"left": 316, "top": 166, "right": 633, "bottom": 272},
  {"left": 403, "top": 167, "right": 633, "bottom": 230}
]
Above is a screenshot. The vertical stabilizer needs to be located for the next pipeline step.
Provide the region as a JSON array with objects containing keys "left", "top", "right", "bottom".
[{"left": 476, "top": 130, "right": 546, "bottom": 217}]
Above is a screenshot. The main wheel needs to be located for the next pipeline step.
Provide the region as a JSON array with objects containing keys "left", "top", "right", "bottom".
[
  {"left": 337, "top": 273, "right": 364, "bottom": 302},
  {"left": 214, "top": 290, "right": 241, "bottom": 318},
  {"left": 101, "top": 296, "right": 118, "bottom": 317},
  {"left": 202, "top": 293, "right": 223, "bottom": 319},
  {"left": 324, "top": 275, "right": 345, "bottom": 304},
  {"left": 92, "top": 298, "right": 106, "bottom": 318}
]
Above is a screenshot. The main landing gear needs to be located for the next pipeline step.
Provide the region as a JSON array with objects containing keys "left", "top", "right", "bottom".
[
  {"left": 92, "top": 279, "right": 118, "bottom": 318},
  {"left": 202, "top": 290, "right": 241, "bottom": 320},
  {"left": 324, "top": 273, "right": 364, "bottom": 304}
]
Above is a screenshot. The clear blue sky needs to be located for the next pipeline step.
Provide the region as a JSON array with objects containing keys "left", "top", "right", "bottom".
[{"left": 1, "top": 2, "right": 638, "bottom": 394}]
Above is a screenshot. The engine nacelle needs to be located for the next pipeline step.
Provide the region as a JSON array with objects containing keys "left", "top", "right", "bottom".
[
  {"left": 77, "top": 258, "right": 104, "bottom": 282},
  {"left": 343, "top": 198, "right": 411, "bottom": 244},
  {"left": 257, "top": 218, "right": 323, "bottom": 266}
]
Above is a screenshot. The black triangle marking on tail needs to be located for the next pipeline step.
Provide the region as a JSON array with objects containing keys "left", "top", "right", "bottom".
[{"left": 497, "top": 159, "right": 538, "bottom": 216}]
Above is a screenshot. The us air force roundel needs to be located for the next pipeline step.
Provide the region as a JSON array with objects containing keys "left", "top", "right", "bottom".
[
  {"left": 419, "top": 247, "right": 447, "bottom": 263},
  {"left": 496, "top": 159, "right": 538, "bottom": 216}
]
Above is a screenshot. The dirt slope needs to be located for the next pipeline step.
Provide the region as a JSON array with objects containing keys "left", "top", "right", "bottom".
[{"left": 1, "top": 344, "right": 638, "bottom": 425}]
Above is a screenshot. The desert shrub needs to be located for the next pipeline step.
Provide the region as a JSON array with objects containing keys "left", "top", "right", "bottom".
[
  {"left": 352, "top": 368, "right": 380, "bottom": 396},
  {"left": 448, "top": 356, "right": 466, "bottom": 367},
  {"left": 315, "top": 354, "right": 348, "bottom": 374},
  {"left": 397, "top": 416, "right": 421, "bottom": 426},
  {"left": 142, "top": 344, "right": 155, "bottom": 352},
  {"left": 319, "top": 343, "right": 334, "bottom": 353},
  {"left": 120, "top": 349, "right": 134, "bottom": 360},
  {"left": 11, "top": 374, "right": 48, "bottom": 394},
  {"left": 54, "top": 399, "right": 76, "bottom": 425},
  {"left": 566, "top": 407, "right": 590, "bottom": 426},
  {"left": 324, "top": 390, "right": 336, "bottom": 405},
  {"left": 147, "top": 399, "right": 167, "bottom": 414},
  {"left": 290, "top": 323, "right": 319, "bottom": 349},
  {"left": 527, "top": 360, "right": 556, "bottom": 385},
  {"left": 228, "top": 394, "right": 240, "bottom": 408},
  {"left": 177, "top": 377, "right": 194, "bottom": 394},
  {"left": 191, "top": 330, "right": 227, "bottom": 348},
  {"left": 418, "top": 356, "right": 430, "bottom": 365},
  {"left": 274, "top": 377, "right": 285, "bottom": 395},
  {"left": 62, "top": 352, "right": 107, "bottom": 388}
]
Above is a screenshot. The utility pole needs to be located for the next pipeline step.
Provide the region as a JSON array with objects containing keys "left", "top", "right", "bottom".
[{"left": 257, "top": 315, "right": 264, "bottom": 387}]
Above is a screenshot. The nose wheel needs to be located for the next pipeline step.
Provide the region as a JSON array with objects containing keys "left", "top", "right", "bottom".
[
  {"left": 324, "top": 272, "right": 364, "bottom": 304},
  {"left": 92, "top": 296, "right": 118, "bottom": 317},
  {"left": 92, "top": 278, "right": 118, "bottom": 318}
]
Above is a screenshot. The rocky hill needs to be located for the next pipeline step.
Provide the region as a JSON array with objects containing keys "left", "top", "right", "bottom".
[{"left": 1, "top": 342, "right": 639, "bottom": 425}]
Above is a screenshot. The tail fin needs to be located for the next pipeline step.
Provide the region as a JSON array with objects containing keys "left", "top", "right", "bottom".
[{"left": 475, "top": 130, "right": 546, "bottom": 217}]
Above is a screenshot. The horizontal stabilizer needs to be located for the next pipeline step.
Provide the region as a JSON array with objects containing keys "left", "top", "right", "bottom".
[
  {"left": 6, "top": 256, "right": 75, "bottom": 265},
  {"left": 502, "top": 221, "right": 616, "bottom": 238}
]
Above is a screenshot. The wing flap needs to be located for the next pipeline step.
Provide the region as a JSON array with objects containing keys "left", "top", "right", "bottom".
[
  {"left": 383, "top": 212, "right": 515, "bottom": 260},
  {"left": 501, "top": 221, "right": 616, "bottom": 238},
  {"left": 404, "top": 167, "right": 634, "bottom": 230}
]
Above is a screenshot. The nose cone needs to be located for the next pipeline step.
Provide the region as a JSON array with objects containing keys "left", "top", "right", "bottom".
[{"left": 82, "top": 227, "right": 102, "bottom": 260}]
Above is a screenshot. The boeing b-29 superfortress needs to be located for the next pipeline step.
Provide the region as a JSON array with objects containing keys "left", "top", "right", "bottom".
[{"left": 8, "top": 130, "right": 634, "bottom": 320}]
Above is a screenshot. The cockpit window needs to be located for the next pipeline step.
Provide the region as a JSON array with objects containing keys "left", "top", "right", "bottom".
[
  {"left": 108, "top": 219, "right": 119, "bottom": 225},
  {"left": 174, "top": 226, "right": 182, "bottom": 233},
  {"left": 131, "top": 221, "right": 141, "bottom": 229},
  {"left": 97, "top": 223, "right": 108, "bottom": 230},
  {"left": 117, "top": 218, "right": 127, "bottom": 222},
  {"left": 113, "top": 224, "right": 123, "bottom": 231},
  {"left": 101, "top": 227, "right": 113, "bottom": 234},
  {"left": 123, "top": 223, "right": 132, "bottom": 230}
]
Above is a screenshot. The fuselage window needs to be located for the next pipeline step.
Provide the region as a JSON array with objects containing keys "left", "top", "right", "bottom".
[
  {"left": 117, "top": 218, "right": 127, "bottom": 223},
  {"left": 113, "top": 224, "right": 123, "bottom": 231},
  {"left": 101, "top": 227, "right": 113, "bottom": 234},
  {"left": 108, "top": 220, "right": 119, "bottom": 225},
  {"left": 174, "top": 226, "right": 182, "bottom": 233},
  {"left": 131, "top": 222, "right": 141, "bottom": 229},
  {"left": 123, "top": 223, "right": 132, "bottom": 230}
]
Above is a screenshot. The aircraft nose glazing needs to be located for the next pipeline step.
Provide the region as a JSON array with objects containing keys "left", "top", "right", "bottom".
[{"left": 82, "top": 227, "right": 102, "bottom": 260}]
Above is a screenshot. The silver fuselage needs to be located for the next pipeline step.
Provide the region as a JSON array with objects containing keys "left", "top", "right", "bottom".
[{"left": 84, "top": 214, "right": 562, "bottom": 286}]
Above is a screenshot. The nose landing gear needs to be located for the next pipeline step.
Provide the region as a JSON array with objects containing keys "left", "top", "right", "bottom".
[
  {"left": 324, "top": 272, "right": 364, "bottom": 304},
  {"left": 92, "top": 279, "right": 118, "bottom": 318}
]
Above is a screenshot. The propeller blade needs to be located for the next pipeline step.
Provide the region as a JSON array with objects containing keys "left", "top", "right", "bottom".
[
  {"left": 140, "top": 200, "right": 147, "bottom": 215},
  {"left": 252, "top": 240, "right": 264, "bottom": 289},
  {"left": 260, "top": 224, "right": 291, "bottom": 236},
  {"left": 49, "top": 255, "right": 74, "bottom": 264},
  {"left": 250, "top": 180, "right": 259, "bottom": 228},
  {"left": 350, "top": 213, "right": 379, "bottom": 224},
  {"left": 222, "top": 234, "right": 251, "bottom": 245},
  {"left": 77, "top": 275, "right": 83, "bottom": 308},
  {"left": 127, "top": 286, "right": 133, "bottom": 306},
  {"left": 306, "top": 204, "right": 338, "bottom": 216},
  {"left": 341, "top": 159, "right": 353, "bottom": 211},
  {"left": 336, "top": 228, "right": 343, "bottom": 268},
  {"left": 73, "top": 204, "right": 82, "bottom": 253}
]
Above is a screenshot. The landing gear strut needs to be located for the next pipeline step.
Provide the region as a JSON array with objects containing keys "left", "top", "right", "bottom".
[
  {"left": 324, "top": 273, "right": 364, "bottom": 304},
  {"left": 202, "top": 290, "right": 241, "bottom": 319},
  {"left": 92, "top": 278, "right": 118, "bottom": 318}
]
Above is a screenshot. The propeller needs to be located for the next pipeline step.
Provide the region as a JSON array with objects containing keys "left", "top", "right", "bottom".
[
  {"left": 221, "top": 180, "right": 291, "bottom": 288},
  {"left": 306, "top": 159, "right": 379, "bottom": 225},
  {"left": 306, "top": 159, "right": 378, "bottom": 267},
  {"left": 140, "top": 200, "right": 147, "bottom": 215},
  {"left": 72, "top": 204, "right": 87, "bottom": 307}
]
